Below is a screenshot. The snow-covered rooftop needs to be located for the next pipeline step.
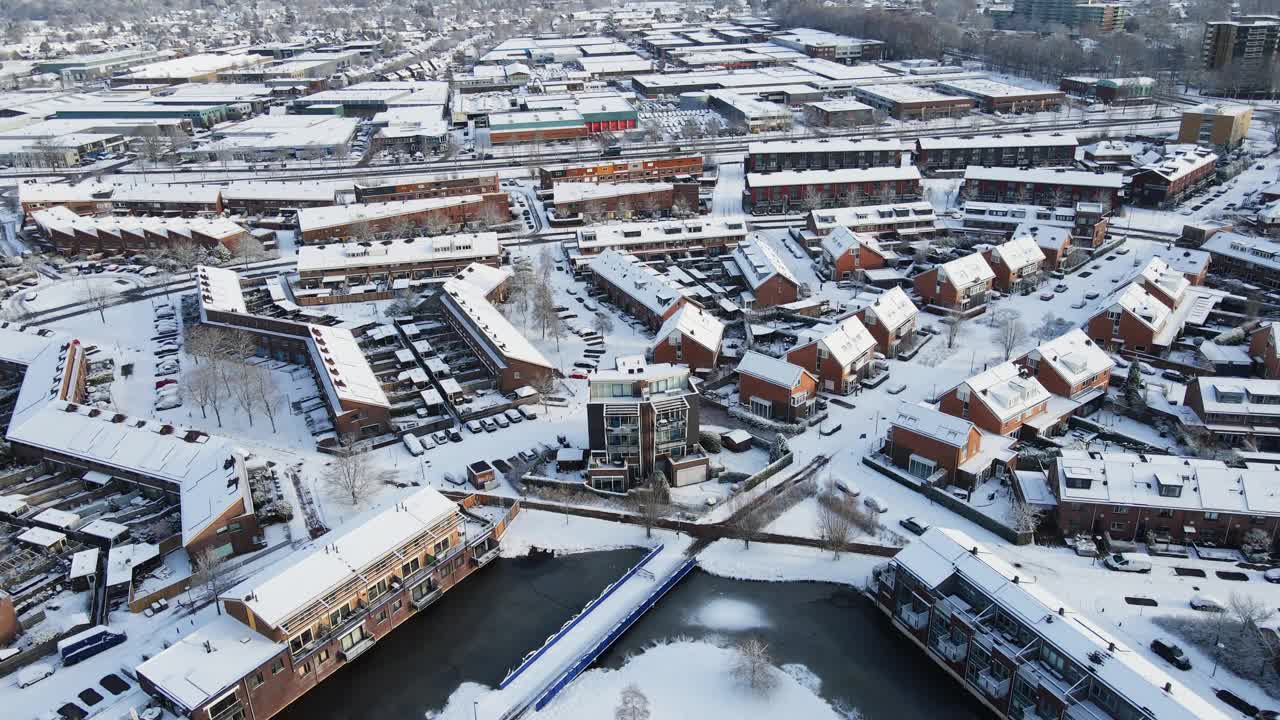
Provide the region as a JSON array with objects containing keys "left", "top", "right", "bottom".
[
  {"left": 810, "top": 201, "right": 937, "bottom": 234},
  {"left": 553, "top": 181, "right": 671, "bottom": 205},
  {"left": 453, "top": 262, "right": 512, "bottom": 299},
  {"left": 655, "top": 304, "right": 724, "bottom": 354},
  {"left": 894, "top": 527, "right": 1234, "bottom": 720},
  {"left": 1010, "top": 222, "right": 1071, "bottom": 251},
  {"left": 737, "top": 350, "right": 810, "bottom": 388},
  {"left": 308, "top": 325, "right": 390, "bottom": 409},
  {"left": 296, "top": 195, "right": 488, "bottom": 233},
  {"left": 1056, "top": 450, "right": 1280, "bottom": 517},
  {"left": 1110, "top": 283, "right": 1171, "bottom": 333},
  {"left": 107, "top": 542, "right": 158, "bottom": 587},
  {"left": 891, "top": 401, "right": 973, "bottom": 448},
  {"left": 1192, "top": 377, "right": 1280, "bottom": 421},
  {"left": 17, "top": 526, "right": 65, "bottom": 548},
  {"left": 1027, "top": 329, "right": 1114, "bottom": 388},
  {"left": 197, "top": 265, "right": 247, "bottom": 315},
  {"left": 1139, "top": 256, "right": 1190, "bottom": 305},
  {"left": 960, "top": 362, "right": 1051, "bottom": 423},
  {"left": 1202, "top": 232, "right": 1280, "bottom": 272},
  {"left": 297, "top": 233, "right": 500, "bottom": 274},
  {"left": 232, "top": 487, "right": 459, "bottom": 628},
  {"left": 137, "top": 614, "right": 287, "bottom": 712},
  {"left": 33, "top": 205, "right": 245, "bottom": 243},
  {"left": 936, "top": 78, "right": 1062, "bottom": 99},
  {"left": 746, "top": 165, "right": 920, "bottom": 189},
  {"left": 864, "top": 286, "right": 917, "bottom": 332},
  {"left": 747, "top": 137, "right": 902, "bottom": 155},
  {"left": 820, "top": 226, "right": 895, "bottom": 263},
  {"left": 1137, "top": 146, "right": 1217, "bottom": 183},
  {"left": 731, "top": 236, "right": 797, "bottom": 290},
  {"left": 963, "top": 166, "right": 1124, "bottom": 189},
  {"left": 441, "top": 277, "right": 553, "bottom": 370},
  {"left": 589, "top": 249, "right": 688, "bottom": 316},
  {"left": 32, "top": 507, "right": 80, "bottom": 529},
  {"left": 989, "top": 235, "right": 1045, "bottom": 271},
  {"left": 937, "top": 252, "right": 994, "bottom": 289},
  {"left": 798, "top": 315, "right": 875, "bottom": 369},
  {"left": 917, "top": 132, "right": 1076, "bottom": 151},
  {"left": 576, "top": 217, "right": 747, "bottom": 252}
]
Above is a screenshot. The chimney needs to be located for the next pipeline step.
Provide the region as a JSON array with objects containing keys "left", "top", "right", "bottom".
[
  {"left": 1012, "top": 576, "right": 1020, "bottom": 584},
  {"left": 1058, "top": 607, "right": 1065, "bottom": 616},
  {"left": 1163, "top": 682, "right": 1172, "bottom": 693},
  {"left": 1108, "top": 642, "right": 1116, "bottom": 652}
]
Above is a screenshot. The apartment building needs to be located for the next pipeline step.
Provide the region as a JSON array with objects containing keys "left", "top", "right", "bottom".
[
  {"left": 33, "top": 206, "right": 249, "bottom": 256},
  {"left": 353, "top": 172, "right": 501, "bottom": 203},
  {"left": 1129, "top": 147, "right": 1218, "bottom": 208},
  {"left": 1202, "top": 16, "right": 1280, "bottom": 95},
  {"left": 585, "top": 357, "right": 709, "bottom": 492},
  {"left": 915, "top": 133, "right": 1076, "bottom": 176},
  {"left": 913, "top": 252, "right": 996, "bottom": 316},
  {"left": 869, "top": 527, "right": 1231, "bottom": 720},
  {"left": 1084, "top": 283, "right": 1183, "bottom": 355},
  {"left": 295, "top": 233, "right": 502, "bottom": 287},
  {"left": 745, "top": 138, "right": 904, "bottom": 172},
  {"left": 785, "top": 315, "right": 877, "bottom": 395},
  {"left": 1183, "top": 377, "right": 1280, "bottom": 449},
  {"left": 553, "top": 181, "right": 697, "bottom": 219},
  {"left": 650, "top": 304, "right": 725, "bottom": 372},
  {"left": 439, "top": 277, "right": 555, "bottom": 392},
  {"left": 111, "top": 184, "right": 223, "bottom": 215},
  {"left": 1176, "top": 103, "right": 1253, "bottom": 149},
  {"left": 857, "top": 287, "right": 919, "bottom": 358},
  {"left": 818, "top": 226, "right": 897, "bottom": 282},
  {"left": 137, "top": 488, "right": 510, "bottom": 720},
  {"left": 983, "top": 236, "right": 1046, "bottom": 294},
  {"left": 538, "top": 155, "right": 703, "bottom": 189},
  {"left": 744, "top": 166, "right": 923, "bottom": 214},
  {"left": 769, "top": 28, "right": 884, "bottom": 64},
  {"left": 296, "top": 195, "right": 510, "bottom": 243},
  {"left": 1248, "top": 323, "right": 1280, "bottom": 378},
  {"left": 958, "top": 201, "right": 1110, "bottom": 249},
  {"left": 1200, "top": 232, "right": 1280, "bottom": 290},
  {"left": 736, "top": 351, "right": 818, "bottom": 423},
  {"left": 1019, "top": 329, "right": 1114, "bottom": 415},
  {"left": 572, "top": 218, "right": 747, "bottom": 264},
  {"left": 588, "top": 249, "right": 689, "bottom": 329},
  {"left": 730, "top": 236, "right": 800, "bottom": 308},
  {"left": 963, "top": 167, "right": 1124, "bottom": 210},
  {"left": 939, "top": 362, "right": 1052, "bottom": 437},
  {"left": 17, "top": 182, "right": 112, "bottom": 220}
]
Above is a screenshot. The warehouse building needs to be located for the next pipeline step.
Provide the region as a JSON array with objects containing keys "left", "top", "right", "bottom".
[
  {"left": 934, "top": 79, "right": 1066, "bottom": 113},
  {"left": 851, "top": 84, "right": 975, "bottom": 120}
]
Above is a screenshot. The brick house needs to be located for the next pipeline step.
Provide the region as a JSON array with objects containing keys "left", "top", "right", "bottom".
[
  {"left": 1151, "top": 247, "right": 1210, "bottom": 286},
  {"left": 1085, "top": 283, "right": 1182, "bottom": 355},
  {"left": 915, "top": 133, "right": 1077, "bottom": 175},
  {"left": 588, "top": 249, "right": 688, "bottom": 330},
  {"left": 1010, "top": 223, "right": 1071, "bottom": 270},
  {"left": 1019, "top": 329, "right": 1114, "bottom": 415},
  {"left": 818, "top": 226, "right": 897, "bottom": 281},
  {"left": 296, "top": 194, "right": 510, "bottom": 243},
  {"left": 731, "top": 236, "right": 800, "bottom": 308},
  {"left": 1138, "top": 257, "right": 1190, "bottom": 309},
  {"left": 439, "top": 279, "right": 555, "bottom": 392},
  {"left": 538, "top": 155, "right": 704, "bottom": 189},
  {"left": 745, "top": 138, "right": 904, "bottom": 172},
  {"left": 982, "top": 236, "right": 1045, "bottom": 294},
  {"left": 1183, "top": 377, "right": 1280, "bottom": 450},
  {"left": 744, "top": 166, "right": 923, "bottom": 214},
  {"left": 785, "top": 315, "right": 877, "bottom": 395},
  {"left": 1129, "top": 147, "right": 1218, "bottom": 208},
  {"left": 912, "top": 252, "right": 995, "bottom": 316},
  {"left": 353, "top": 172, "right": 500, "bottom": 203},
  {"left": 939, "top": 362, "right": 1052, "bottom": 437},
  {"left": 962, "top": 167, "right": 1124, "bottom": 211},
  {"left": 32, "top": 206, "right": 250, "bottom": 256},
  {"left": 737, "top": 351, "right": 817, "bottom": 423},
  {"left": 650, "top": 304, "right": 724, "bottom": 372},
  {"left": 553, "top": 181, "right": 698, "bottom": 219},
  {"left": 857, "top": 286, "right": 919, "bottom": 358},
  {"left": 885, "top": 402, "right": 989, "bottom": 488},
  {"left": 1248, "top": 323, "right": 1280, "bottom": 378},
  {"left": 1053, "top": 451, "right": 1280, "bottom": 549}
]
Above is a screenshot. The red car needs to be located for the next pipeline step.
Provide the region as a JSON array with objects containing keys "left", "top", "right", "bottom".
[{"left": 155, "top": 379, "right": 177, "bottom": 390}]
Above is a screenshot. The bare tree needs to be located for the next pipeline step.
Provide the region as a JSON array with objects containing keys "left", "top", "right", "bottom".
[
  {"left": 229, "top": 370, "right": 260, "bottom": 427},
  {"left": 184, "top": 364, "right": 224, "bottom": 425},
  {"left": 190, "top": 546, "right": 235, "bottom": 614},
  {"left": 633, "top": 486, "right": 663, "bottom": 539},
  {"left": 349, "top": 220, "right": 375, "bottom": 243},
  {"left": 801, "top": 186, "right": 825, "bottom": 214},
  {"left": 592, "top": 312, "right": 614, "bottom": 342},
  {"left": 167, "top": 238, "right": 203, "bottom": 272},
  {"left": 425, "top": 210, "right": 451, "bottom": 236},
  {"left": 1228, "top": 592, "right": 1276, "bottom": 639},
  {"left": 731, "top": 636, "right": 778, "bottom": 696},
  {"left": 946, "top": 315, "right": 965, "bottom": 350},
  {"left": 251, "top": 365, "right": 282, "bottom": 433},
  {"left": 533, "top": 373, "right": 557, "bottom": 416},
  {"left": 531, "top": 283, "right": 557, "bottom": 339},
  {"left": 615, "top": 684, "right": 650, "bottom": 720},
  {"left": 78, "top": 277, "right": 111, "bottom": 323},
  {"left": 233, "top": 235, "right": 268, "bottom": 270},
  {"left": 387, "top": 216, "right": 415, "bottom": 240},
  {"left": 816, "top": 496, "right": 854, "bottom": 559},
  {"left": 998, "top": 314, "right": 1028, "bottom": 361},
  {"left": 727, "top": 504, "right": 765, "bottom": 549},
  {"left": 476, "top": 201, "right": 509, "bottom": 231},
  {"left": 1009, "top": 500, "right": 1043, "bottom": 542},
  {"left": 322, "top": 434, "right": 394, "bottom": 506}
]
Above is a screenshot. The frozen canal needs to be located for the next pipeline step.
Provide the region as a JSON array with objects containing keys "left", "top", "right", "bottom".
[{"left": 276, "top": 552, "right": 984, "bottom": 720}]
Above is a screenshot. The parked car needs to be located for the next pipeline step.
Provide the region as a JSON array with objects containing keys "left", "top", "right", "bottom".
[
  {"left": 947, "top": 486, "right": 970, "bottom": 502},
  {"left": 505, "top": 408, "right": 523, "bottom": 424},
  {"left": 1190, "top": 594, "right": 1225, "bottom": 612},
  {"left": 402, "top": 433, "right": 424, "bottom": 457},
  {"left": 863, "top": 495, "right": 888, "bottom": 513},
  {"left": 518, "top": 405, "right": 538, "bottom": 420},
  {"left": 1161, "top": 370, "right": 1188, "bottom": 383},
  {"left": 1053, "top": 284, "right": 1069, "bottom": 293},
  {"left": 1263, "top": 568, "right": 1280, "bottom": 584},
  {"left": 493, "top": 413, "right": 510, "bottom": 429},
  {"left": 1138, "top": 362, "right": 1157, "bottom": 376},
  {"left": 447, "top": 427, "right": 463, "bottom": 442},
  {"left": 465, "top": 420, "right": 483, "bottom": 433},
  {"left": 17, "top": 663, "right": 53, "bottom": 688},
  {"left": 432, "top": 431, "right": 450, "bottom": 445},
  {"left": 1039, "top": 292, "right": 1054, "bottom": 301},
  {"left": 835, "top": 480, "right": 860, "bottom": 497},
  {"left": 1103, "top": 553, "right": 1152, "bottom": 573},
  {"left": 1085, "top": 291, "right": 1100, "bottom": 300},
  {"left": 481, "top": 418, "right": 498, "bottom": 432},
  {"left": 1150, "top": 639, "right": 1191, "bottom": 670},
  {"left": 899, "top": 517, "right": 931, "bottom": 536}
]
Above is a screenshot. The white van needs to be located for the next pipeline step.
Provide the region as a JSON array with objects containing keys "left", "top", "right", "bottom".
[
  {"left": 18, "top": 662, "right": 53, "bottom": 688},
  {"left": 402, "top": 433, "right": 424, "bottom": 457}
]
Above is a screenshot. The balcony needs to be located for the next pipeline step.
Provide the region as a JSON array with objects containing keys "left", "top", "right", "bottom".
[
  {"left": 338, "top": 635, "right": 376, "bottom": 662},
  {"left": 411, "top": 584, "right": 442, "bottom": 610},
  {"left": 898, "top": 605, "right": 929, "bottom": 632},
  {"left": 471, "top": 538, "right": 500, "bottom": 567},
  {"left": 976, "top": 670, "right": 1010, "bottom": 701},
  {"left": 1012, "top": 702, "right": 1053, "bottom": 720},
  {"left": 934, "top": 636, "right": 968, "bottom": 664}
]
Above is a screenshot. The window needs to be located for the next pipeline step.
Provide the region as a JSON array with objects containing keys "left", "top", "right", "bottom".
[
  {"left": 434, "top": 536, "right": 452, "bottom": 556},
  {"left": 1110, "top": 521, "right": 1126, "bottom": 532},
  {"left": 289, "top": 628, "right": 314, "bottom": 655},
  {"left": 377, "top": 609, "right": 388, "bottom": 623},
  {"left": 251, "top": 672, "right": 264, "bottom": 688},
  {"left": 296, "top": 661, "right": 311, "bottom": 677},
  {"left": 271, "top": 659, "right": 285, "bottom": 675},
  {"left": 401, "top": 557, "right": 421, "bottom": 578},
  {"left": 1204, "top": 512, "right": 1219, "bottom": 521},
  {"left": 318, "top": 649, "right": 330, "bottom": 664},
  {"left": 340, "top": 626, "right": 366, "bottom": 652},
  {"left": 367, "top": 577, "right": 390, "bottom": 602},
  {"left": 393, "top": 599, "right": 403, "bottom": 612},
  {"left": 208, "top": 692, "right": 245, "bottom": 720}
]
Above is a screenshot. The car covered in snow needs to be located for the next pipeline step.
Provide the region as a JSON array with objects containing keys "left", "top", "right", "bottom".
[
  {"left": 1103, "top": 553, "right": 1151, "bottom": 573},
  {"left": 505, "top": 408, "right": 523, "bottom": 424},
  {"left": 17, "top": 662, "right": 53, "bottom": 688},
  {"left": 834, "top": 480, "right": 860, "bottom": 497},
  {"left": 898, "top": 517, "right": 930, "bottom": 536},
  {"left": 1265, "top": 568, "right": 1280, "bottom": 584},
  {"left": 863, "top": 495, "right": 888, "bottom": 513},
  {"left": 465, "top": 420, "right": 484, "bottom": 434},
  {"left": 1189, "top": 594, "right": 1225, "bottom": 612}
]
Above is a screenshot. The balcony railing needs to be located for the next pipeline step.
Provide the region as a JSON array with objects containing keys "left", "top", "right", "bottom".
[
  {"left": 471, "top": 538, "right": 500, "bottom": 567},
  {"left": 934, "top": 637, "right": 968, "bottom": 664},
  {"left": 976, "top": 670, "right": 1010, "bottom": 701},
  {"left": 411, "top": 584, "right": 443, "bottom": 610},
  {"left": 1012, "top": 702, "right": 1053, "bottom": 720},
  {"left": 898, "top": 605, "right": 929, "bottom": 631},
  {"left": 338, "top": 635, "right": 376, "bottom": 662}
]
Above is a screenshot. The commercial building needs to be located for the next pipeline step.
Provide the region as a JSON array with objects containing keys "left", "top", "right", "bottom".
[
  {"left": 185, "top": 115, "right": 359, "bottom": 160},
  {"left": 745, "top": 166, "right": 923, "bottom": 214},
  {"left": 553, "top": 181, "right": 698, "bottom": 220},
  {"left": 1202, "top": 16, "right": 1280, "bottom": 95},
  {"left": 850, "top": 84, "right": 975, "bottom": 121},
  {"left": 650, "top": 304, "right": 725, "bottom": 372},
  {"left": 585, "top": 357, "right": 709, "bottom": 492},
  {"left": 737, "top": 351, "right": 817, "bottom": 423},
  {"left": 745, "top": 138, "right": 904, "bottom": 173},
  {"left": 705, "top": 90, "right": 792, "bottom": 133},
  {"left": 110, "top": 52, "right": 269, "bottom": 86},
  {"left": 1007, "top": 0, "right": 1129, "bottom": 32},
  {"left": 630, "top": 66, "right": 819, "bottom": 98},
  {"left": 296, "top": 195, "right": 510, "bottom": 243},
  {"left": 353, "top": 172, "right": 500, "bottom": 203},
  {"left": 438, "top": 276, "right": 554, "bottom": 392},
  {"left": 914, "top": 133, "right": 1076, "bottom": 175},
  {"left": 137, "top": 487, "right": 511, "bottom": 720},
  {"left": 769, "top": 28, "right": 884, "bottom": 64},
  {"left": 982, "top": 236, "right": 1046, "bottom": 294},
  {"left": 912, "top": 252, "right": 995, "bottom": 316},
  {"left": 785, "top": 315, "right": 877, "bottom": 395},
  {"left": 802, "top": 98, "right": 875, "bottom": 127},
  {"left": 587, "top": 250, "right": 689, "bottom": 330},
  {"left": 538, "top": 155, "right": 703, "bottom": 189},
  {"left": 730, "top": 236, "right": 800, "bottom": 308},
  {"left": 296, "top": 233, "right": 501, "bottom": 287},
  {"left": 572, "top": 217, "right": 747, "bottom": 262},
  {"left": 522, "top": 92, "right": 638, "bottom": 133},
  {"left": 857, "top": 287, "right": 919, "bottom": 358},
  {"left": 1129, "top": 147, "right": 1218, "bottom": 208},
  {"left": 1053, "top": 451, "right": 1280, "bottom": 547},
  {"left": 487, "top": 110, "right": 588, "bottom": 144},
  {"left": 934, "top": 79, "right": 1065, "bottom": 114},
  {"left": 1176, "top": 103, "right": 1253, "bottom": 149},
  {"left": 962, "top": 167, "right": 1124, "bottom": 210},
  {"left": 33, "top": 206, "right": 248, "bottom": 256},
  {"left": 868, "top": 527, "right": 1232, "bottom": 720},
  {"left": 1059, "top": 76, "right": 1156, "bottom": 105}
]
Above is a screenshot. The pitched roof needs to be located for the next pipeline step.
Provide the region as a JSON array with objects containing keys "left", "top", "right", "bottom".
[
  {"left": 655, "top": 303, "right": 724, "bottom": 354},
  {"left": 891, "top": 401, "right": 974, "bottom": 447},
  {"left": 820, "top": 226, "right": 893, "bottom": 262},
  {"left": 1110, "top": 283, "right": 1171, "bottom": 332},
  {"left": 1028, "top": 329, "right": 1114, "bottom": 386},
  {"left": 1139, "top": 256, "right": 1189, "bottom": 305},
  {"left": 937, "top": 252, "right": 995, "bottom": 288},
  {"left": 732, "top": 236, "right": 797, "bottom": 290},
  {"left": 589, "top": 249, "right": 687, "bottom": 316},
  {"left": 960, "top": 362, "right": 1051, "bottom": 423},
  {"left": 865, "top": 287, "right": 917, "bottom": 331},
  {"left": 798, "top": 315, "right": 875, "bottom": 368},
  {"left": 737, "top": 350, "right": 810, "bottom": 388},
  {"left": 990, "top": 235, "right": 1045, "bottom": 270}
]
